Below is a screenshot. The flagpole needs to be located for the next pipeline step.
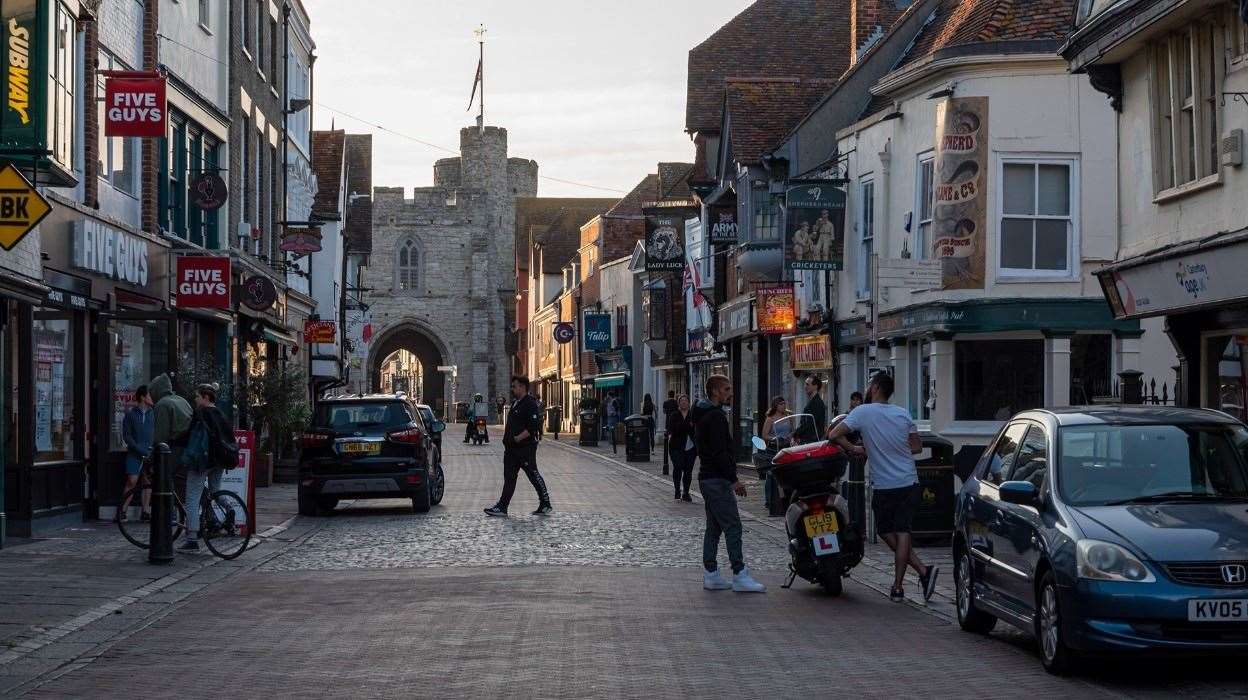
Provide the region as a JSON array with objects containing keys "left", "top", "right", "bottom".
[{"left": 475, "top": 24, "right": 486, "bottom": 130}]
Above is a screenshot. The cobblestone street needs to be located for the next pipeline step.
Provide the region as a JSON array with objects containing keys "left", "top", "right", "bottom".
[{"left": 4, "top": 435, "right": 1248, "bottom": 698}]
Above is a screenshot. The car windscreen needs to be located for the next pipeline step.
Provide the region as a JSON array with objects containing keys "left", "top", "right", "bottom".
[
  {"left": 1058, "top": 423, "right": 1248, "bottom": 506},
  {"left": 314, "top": 402, "right": 413, "bottom": 435}
]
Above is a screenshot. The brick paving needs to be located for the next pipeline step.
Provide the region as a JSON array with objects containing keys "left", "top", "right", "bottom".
[{"left": 6, "top": 437, "right": 1248, "bottom": 697}]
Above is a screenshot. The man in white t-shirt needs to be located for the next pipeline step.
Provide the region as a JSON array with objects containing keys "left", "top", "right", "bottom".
[{"left": 828, "top": 372, "right": 939, "bottom": 603}]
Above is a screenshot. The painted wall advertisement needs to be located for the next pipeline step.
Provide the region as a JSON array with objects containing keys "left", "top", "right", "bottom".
[
  {"left": 784, "top": 182, "right": 846, "bottom": 271},
  {"left": 931, "top": 96, "right": 989, "bottom": 290},
  {"left": 645, "top": 211, "right": 685, "bottom": 272},
  {"left": 583, "top": 312, "right": 612, "bottom": 352},
  {"left": 755, "top": 285, "right": 795, "bottom": 334}
]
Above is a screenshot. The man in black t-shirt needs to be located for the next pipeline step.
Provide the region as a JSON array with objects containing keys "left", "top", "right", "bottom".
[{"left": 484, "top": 376, "right": 552, "bottom": 517}]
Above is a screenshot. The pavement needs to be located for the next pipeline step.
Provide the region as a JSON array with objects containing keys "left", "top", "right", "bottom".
[{"left": 1, "top": 427, "right": 1246, "bottom": 697}]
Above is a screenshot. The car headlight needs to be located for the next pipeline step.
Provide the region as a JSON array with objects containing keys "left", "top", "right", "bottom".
[{"left": 1077, "top": 539, "right": 1156, "bottom": 583}]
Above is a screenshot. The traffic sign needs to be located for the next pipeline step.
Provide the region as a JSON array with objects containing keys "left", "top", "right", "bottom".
[
  {"left": 0, "top": 164, "right": 52, "bottom": 251},
  {"left": 553, "top": 322, "right": 575, "bottom": 344}
]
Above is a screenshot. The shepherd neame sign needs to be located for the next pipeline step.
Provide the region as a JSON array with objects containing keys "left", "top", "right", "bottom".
[{"left": 72, "top": 220, "right": 149, "bottom": 287}]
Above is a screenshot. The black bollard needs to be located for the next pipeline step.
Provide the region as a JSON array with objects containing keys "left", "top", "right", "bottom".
[
  {"left": 662, "top": 433, "right": 669, "bottom": 475},
  {"left": 148, "top": 443, "right": 174, "bottom": 564},
  {"left": 845, "top": 452, "right": 868, "bottom": 544}
]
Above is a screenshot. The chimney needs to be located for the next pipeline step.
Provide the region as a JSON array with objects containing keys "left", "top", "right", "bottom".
[{"left": 851, "top": 0, "right": 908, "bottom": 65}]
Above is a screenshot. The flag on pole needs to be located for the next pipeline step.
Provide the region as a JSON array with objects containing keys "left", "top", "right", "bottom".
[{"left": 467, "top": 57, "right": 482, "bottom": 112}]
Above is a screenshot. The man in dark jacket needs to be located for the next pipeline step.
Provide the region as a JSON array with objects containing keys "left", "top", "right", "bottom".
[
  {"left": 801, "top": 374, "right": 828, "bottom": 442},
  {"left": 694, "top": 375, "right": 765, "bottom": 593},
  {"left": 485, "top": 376, "right": 552, "bottom": 516}
]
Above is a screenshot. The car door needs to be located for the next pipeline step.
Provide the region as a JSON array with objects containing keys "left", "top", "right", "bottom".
[
  {"left": 968, "top": 421, "right": 1029, "bottom": 606},
  {"left": 992, "top": 423, "right": 1051, "bottom": 613}
]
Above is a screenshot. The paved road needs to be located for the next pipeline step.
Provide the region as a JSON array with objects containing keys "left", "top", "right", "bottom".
[{"left": 10, "top": 436, "right": 1248, "bottom": 698}]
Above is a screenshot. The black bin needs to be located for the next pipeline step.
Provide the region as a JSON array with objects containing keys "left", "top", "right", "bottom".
[
  {"left": 911, "top": 432, "right": 956, "bottom": 542},
  {"left": 579, "top": 410, "right": 599, "bottom": 446},
  {"left": 454, "top": 402, "right": 469, "bottom": 422},
  {"left": 624, "top": 414, "right": 650, "bottom": 462},
  {"left": 546, "top": 406, "right": 562, "bottom": 438}
]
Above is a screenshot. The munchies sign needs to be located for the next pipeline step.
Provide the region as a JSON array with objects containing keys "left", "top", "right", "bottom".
[
  {"left": 176, "top": 256, "right": 231, "bottom": 309},
  {"left": 103, "top": 72, "right": 167, "bottom": 138}
]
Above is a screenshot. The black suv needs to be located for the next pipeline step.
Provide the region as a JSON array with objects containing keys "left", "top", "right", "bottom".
[{"left": 298, "top": 394, "right": 447, "bottom": 516}]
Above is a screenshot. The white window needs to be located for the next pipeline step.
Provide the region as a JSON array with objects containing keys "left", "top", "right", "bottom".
[
  {"left": 914, "top": 155, "right": 934, "bottom": 259},
  {"left": 396, "top": 239, "right": 420, "bottom": 292},
  {"left": 1150, "top": 11, "right": 1226, "bottom": 194},
  {"left": 857, "top": 178, "right": 875, "bottom": 299},
  {"left": 999, "top": 158, "right": 1077, "bottom": 277}
]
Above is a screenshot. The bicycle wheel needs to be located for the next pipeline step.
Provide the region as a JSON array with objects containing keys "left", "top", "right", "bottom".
[
  {"left": 118, "top": 485, "right": 187, "bottom": 549},
  {"left": 201, "top": 490, "right": 250, "bottom": 560}
]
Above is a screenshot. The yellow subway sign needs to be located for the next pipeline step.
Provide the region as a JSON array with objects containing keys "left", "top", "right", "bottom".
[{"left": 0, "top": 163, "right": 50, "bottom": 250}]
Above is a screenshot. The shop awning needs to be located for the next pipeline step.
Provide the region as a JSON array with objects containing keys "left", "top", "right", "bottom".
[
  {"left": 262, "top": 325, "right": 299, "bottom": 347},
  {"left": 593, "top": 374, "right": 628, "bottom": 389}
]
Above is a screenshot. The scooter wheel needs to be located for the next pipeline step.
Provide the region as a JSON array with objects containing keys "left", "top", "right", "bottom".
[{"left": 818, "top": 560, "right": 844, "bottom": 596}]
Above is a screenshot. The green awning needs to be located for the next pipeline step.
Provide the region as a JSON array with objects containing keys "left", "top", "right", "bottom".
[{"left": 593, "top": 374, "right": 627, "bottom": 389}]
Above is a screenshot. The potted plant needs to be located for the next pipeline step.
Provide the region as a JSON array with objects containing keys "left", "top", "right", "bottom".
[{"left": 246, "top": 365, "right": 311, "bottom": 487}]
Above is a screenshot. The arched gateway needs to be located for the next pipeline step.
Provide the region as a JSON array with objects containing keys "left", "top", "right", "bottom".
[{"left": 368, "top": 322, "right": 450, "bottom": 413}]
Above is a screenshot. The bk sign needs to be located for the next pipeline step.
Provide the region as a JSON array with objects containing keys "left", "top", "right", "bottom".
[
  {"left": 104, "top": 72, "right": 167, "bottom": 138},
  {"left": 0, "top": 164, "right": 51, "bottom": 251},
  {"left": 176, "top": 256, "right": 231, "bottom": 309}
]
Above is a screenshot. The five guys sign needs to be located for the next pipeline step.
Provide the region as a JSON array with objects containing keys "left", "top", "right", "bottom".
[
  {"left": 103, "top": 72, "right": 167, "bottom": 138},
  {"left": 176, "top": 256, "right": 231, "bottom": 309}
]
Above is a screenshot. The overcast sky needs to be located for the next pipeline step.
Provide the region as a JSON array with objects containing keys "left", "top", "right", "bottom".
[{"left": 303, "top": 1, "right": 754, "bottom": 197}]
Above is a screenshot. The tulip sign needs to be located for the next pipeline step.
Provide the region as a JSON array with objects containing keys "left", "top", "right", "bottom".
[{"left": 104, "top": 72, "right": 167, "bottom": 138}]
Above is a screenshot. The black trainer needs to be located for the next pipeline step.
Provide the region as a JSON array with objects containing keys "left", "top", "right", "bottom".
[
  {"left": 889, "top": 586, "right": 905, "bottom": 602},
  {"left": 919, "top": 565, "right": 940, "bottom": 601},
  {"left": 483, "top": 506, "right": 507, "bottom": 517},
  {"left": 177, "top": 540, "right": 200, "bottom": 553},
  {"left": 532, "top": 503, "right": 553, "bottom": 516}
]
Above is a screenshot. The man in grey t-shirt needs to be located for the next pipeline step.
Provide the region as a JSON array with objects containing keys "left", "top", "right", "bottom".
[{"left": 828, "top": 372, "right": 939, "bottom": 602}]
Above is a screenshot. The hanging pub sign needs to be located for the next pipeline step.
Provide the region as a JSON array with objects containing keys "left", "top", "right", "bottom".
[
  {"left": 279, "top": 227, "right": 322, "bottom": 254},
  {"left": 241, "top": 275, "right": 278, "bottom": 311},
  {"left": 552, "top": 322, "right": 575, "bottom": 345},
  {"left": 103, "top": 71, "right": 167, "bottom": 138},
  {"left": 644, "top": 210, "right": 685, "bottom": 272},
  {"left": 190, "top": 171, "right": 228, "bottom": 211},
  {"left": 791, "top": 334, "right": 833, "bottom": 370},
  {"left": 583, "top": 312, "right": 612, "bottom": 351},
  {"left": 784, "top": 182, "right": 846, "bottom": 271},
  {"left": 707, "top": 204, "right": 738, "bottom": 245},
  {"left": 176, "top": 256, "right": 231, "bottom": 309},
  {"left": 303, "top": 320, "right": 337, "bottom": 344},
  {"left": 755, "top": 285, "right": 796, "bottom": 334},
  {"left": 931, "top": 96, "right": 989, "bottom": 290}
]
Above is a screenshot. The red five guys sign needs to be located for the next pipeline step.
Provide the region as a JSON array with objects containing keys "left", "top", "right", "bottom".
[
  {"left": 176, "top": 256, "right": 231, "bottom": 309},
  {"left": 103, "top": 72, "right": 167, "bottom": 138}
]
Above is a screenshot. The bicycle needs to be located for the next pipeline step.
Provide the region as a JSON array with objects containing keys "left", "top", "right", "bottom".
[{"left": 118, "top": 456, "right": 252, "bottom": 560}]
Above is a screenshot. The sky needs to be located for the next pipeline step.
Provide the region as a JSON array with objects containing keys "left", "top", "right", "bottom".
[{"left": 302, "top": 0, "right": 755, "bottom": 197}]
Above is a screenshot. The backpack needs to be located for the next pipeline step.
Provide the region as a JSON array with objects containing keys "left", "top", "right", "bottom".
[
  {"left": 208, "top": 419, "right": 240, "bottom": 470},
  {"left": 180, "top": 422, "right": 211, "bottom": 471}
]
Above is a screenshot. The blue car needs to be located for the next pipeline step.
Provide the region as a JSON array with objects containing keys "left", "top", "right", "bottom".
[{"left": 953, "top": 406, "right": 1248, "bottom": 674}]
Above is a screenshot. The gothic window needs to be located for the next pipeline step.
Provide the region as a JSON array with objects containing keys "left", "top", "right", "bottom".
[{"left": 396, "top": 238, "right": 421, "bottom": 293}]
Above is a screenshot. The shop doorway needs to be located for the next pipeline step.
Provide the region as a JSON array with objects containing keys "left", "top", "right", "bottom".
[{"left": 368, "top": 323, "right": 448, "bottom": 416}]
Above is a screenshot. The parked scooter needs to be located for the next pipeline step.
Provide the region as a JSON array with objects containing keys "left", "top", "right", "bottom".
[{"left": 753, "top": 426, "right": 864, "bottom": 596}]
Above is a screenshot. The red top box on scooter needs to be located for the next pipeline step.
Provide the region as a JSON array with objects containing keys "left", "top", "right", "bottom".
[{"left": 770, "top": 441, "right": 847, "bottom": 495}]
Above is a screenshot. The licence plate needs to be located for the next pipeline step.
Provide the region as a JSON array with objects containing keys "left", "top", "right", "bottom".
[
  {"left": 1188, "top": 599, "right": 1248, "bottom": 622},
  {"left": 803, "top": 512, "right": 839, "bottom": 538},
  {"left": 340, "top": 442, "right": 380, "bottom": 455}
]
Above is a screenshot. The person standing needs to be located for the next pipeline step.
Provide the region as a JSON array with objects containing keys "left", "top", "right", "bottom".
[
  {"left": 828, "top": 372, "right": 939, "bottom": 602},
  {"left": 177, "top": 384, "right": 235, "bottom": 553},
  {"left": 666, "top": 395, "right": 696, "bottom": 502},
  {"left": 495, "top": 395, "right": 506, "bottom": 423},
  {"left": 801, "top": 375, "right": 828, "bottom": 442},
  {"left": 641, "top": 393, "right": 657, "bottom": 454},
  {"left": 662, "top": 390, "right": 679, "bottom": 470},
  {"left": 605, "top": 390, "right": 621, "bottom": 446},
  {"left": 484, "top": 376, "right": 552, "bottom": 517},
  {"left": 693, "top": 375, "right": 765, "bottom": 593},
  {"left": 115, "top": 385, "right": 154, "bottom": 522},
  {"left": 148, "top": 372, "right": 192, "bottom": 459}
]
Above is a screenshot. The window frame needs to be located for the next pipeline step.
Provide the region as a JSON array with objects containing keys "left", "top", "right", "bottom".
[
  {"left": 198, "top": 0, "right": 211, "bottom": 32},
  {"left": 750, "top": 187, "right": 779, "bottom": 242},
  {"left": 996, "top": 155, "right": 1080, "bottom": 280},
  {"left": 395, "top": 237, "right": 422, "bottom": 294},
  {"left": 96, "top": 50, "right": 138, "bottom": 197},
  {"left": 913, "top": 153, "right": 934, "bottom": 259},
  {"left": 857, "top": 176, "right": 875, "bottom": 300}
]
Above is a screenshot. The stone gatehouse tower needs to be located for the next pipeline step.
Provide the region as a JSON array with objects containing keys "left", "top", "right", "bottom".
[{"left": 364, "top": 126, "right": 538, "bottom": 413}]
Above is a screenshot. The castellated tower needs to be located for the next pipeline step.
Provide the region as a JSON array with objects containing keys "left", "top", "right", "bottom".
[{"left": 363, "top": 125, "right": 538, "bottom": 414}]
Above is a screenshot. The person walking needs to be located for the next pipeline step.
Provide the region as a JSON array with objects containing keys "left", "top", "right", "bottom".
[
  {"left": 693, "top": 375, "right": 765, "bottom": 593},
  {"left": 801, "top": 375, "right": 828, "bottom": 442},
  {"left": 605, "top": 390, "right": 621, "bottom": 447},
  {"left": 662, "top": 390, "right": 679, "bottom": 472},
  {"left": 177, "top": 384, "right": 235, "bottom": 553},
  {"left": 666, "top": 395, "right": 696, "bottom": 502},
  {"left": 495, "top": 395, "right": 506, "bottom": 423},
  {"left": 115, "top": 385, "right": 155, "bottom": 522},
  {"left": 641, "top": 393, "right": 657, "bottom": 454},
  {"left": 828, "top": 372, "right": 939, "bottom": 602},
  {"left": 484, "top": 376, "right": 552, "bottom": 517}
]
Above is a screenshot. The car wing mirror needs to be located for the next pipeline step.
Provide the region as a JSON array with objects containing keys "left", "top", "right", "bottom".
[{"left": 999, "top": 480, "right": 1040, "bottom": 506}]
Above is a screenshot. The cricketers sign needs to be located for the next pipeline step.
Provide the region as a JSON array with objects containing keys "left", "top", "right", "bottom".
[
  {"left": 0, "top": 163, "right": 51, "bottom": 251},
  {"left": 784, "top": 182, "right": 846, "bottom": 271}
]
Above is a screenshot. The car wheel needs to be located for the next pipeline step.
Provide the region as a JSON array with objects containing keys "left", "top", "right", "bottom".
[
  {"left": 430, "top": 465, "right": 445, "bottom": 506},
  {"left": 298, "top": 488, "right": 319, "bottom": 517},
  {"left": 1036, "top": 571, "right": 1080, "bottom": 675},
  {"left": 411, "top": 483, "right": 431, "bottom": 514},
  {"left": 955, "top": 547, "right": 997, "bottom": 634},
  {"left": 316, "top": 497, "right": 339, "bottom": 516}
]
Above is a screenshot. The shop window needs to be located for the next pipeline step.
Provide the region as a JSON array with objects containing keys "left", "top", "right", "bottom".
[
  {"left": 109, "top": 319, "right": 168, "bottom": 451},
  {"left": 751, "top": 188, "right": 779, "bottom": 241},
  {"left": 159, "top": 114, "right": 220, "bottom": 248},
  {"left": 914, "top": 154, "right": 934, "bottom": 258},
  {"left": 34, "top": 312, "right": 76, "bottom": 462},
  {"left": 396, "top": 238, "right": 421, "bottom": 292},
  {"left": 1070, "top": 334, "right": 1112, "bottom": 405},
  {"left": 1000, "top": 159, "right": 1076, "bottom": 276},
  {"left": 955, "top": 339, "right": 1043, "bottom": 421},
  {"left": 857, "top": 179, "right": 874, "bottom": 299},
  {"left": 1204, "top": 335, "right": 1247, "bottom": 423},
  {"left": 1150, "top": 11, "right": 1226, "bottom": 194},
  {"left": 96, "top": 51, "right": 138, "bottom": 196}
]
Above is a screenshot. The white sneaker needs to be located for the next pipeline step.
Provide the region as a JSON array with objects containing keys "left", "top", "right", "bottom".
[
  {"left": 703, "top": 569, "right": 732, "bottom": 590},
  {"left": 732, "top": 568, "right": 766, "bottom": 593}
]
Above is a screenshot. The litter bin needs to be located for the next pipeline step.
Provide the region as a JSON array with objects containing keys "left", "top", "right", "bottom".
[
  {"left": 579, "top": 410, "right": 599, "bottom": 446},
  {"left": 454, "top": 402, "right": 469, "bottom": 422},
  {"left": 912, "top": 432, "right": 956, "bottom": 543},
  {"left": 623, "top": 414, "right": 650, "bottom": 462},
  {"left": 546, "top": 406, "right": 562, "bottom": 440}
]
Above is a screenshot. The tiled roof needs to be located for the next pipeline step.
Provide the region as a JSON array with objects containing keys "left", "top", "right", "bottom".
[
  {"left": 606, "top": 163, "right": 696, "bottom": 218},
  {"left": 686, "top": 0, "right": 852, "bottom": 134},
  {"left": 726, "top": 78, "right": 835, "bottom": 164},
  {"left": 607, "top": 175, "right": 659, "bottom": 219},
  {"left": 515, "top": 198, "right": 618, "bottom": 272},
  {"left": 899, "top": 0, "right": 1076, "bottom": 69},
  {"left": 311, "top": 130, "right": 345, "bottom": 221},
  {"left": 343, "top": 134, "right": 372, "bottom": 254}
]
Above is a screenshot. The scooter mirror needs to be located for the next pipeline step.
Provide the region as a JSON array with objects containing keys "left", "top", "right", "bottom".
[{"left": 750, "top": 436, "right": 767, "bottom": 451}]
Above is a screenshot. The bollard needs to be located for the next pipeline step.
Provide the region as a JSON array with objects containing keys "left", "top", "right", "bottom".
[
  {"left": 148, "top": 443, "right": 175, "bottom": 564},
  {"left": 845, "top": 452, "right": 869, "bottom": 544},
  {"left": 662, "top": 433, "right": 669, "bottom": 475}
]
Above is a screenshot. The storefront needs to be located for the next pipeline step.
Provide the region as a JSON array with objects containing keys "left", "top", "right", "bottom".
[
  {"left": 0, "top": 267, "right": 50, "bottom": 545},
  {"left": 788, "top": 331, "right": 835, "bottom": 412},
  {"left": 837, "top": 298, "right": 1139, "bottom": 461},
  {"left": 717, "top": 293, "right": 757, "bottom": 455},
  {"left": 591, "top": 347, "right": 633, "bottom": 415},
  {"left": 1097, "top": 228, "right": 1248, "bottom": 421},
  {"left": 684, "top": 329, "right": 726, "bottom": 403}
]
